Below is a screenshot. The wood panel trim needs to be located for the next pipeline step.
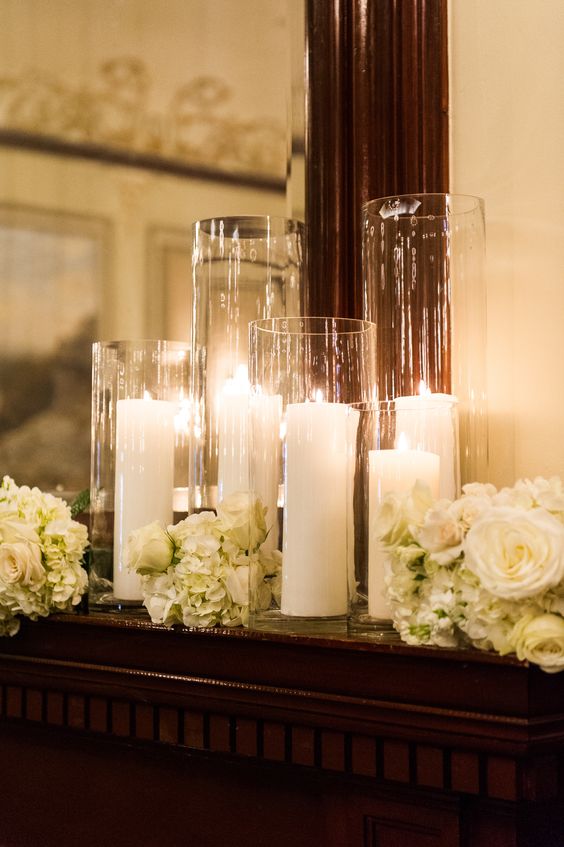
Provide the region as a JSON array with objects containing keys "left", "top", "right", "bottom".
[
  {"left": 0, "top": 678, "right": 558, "bottom": 805},
  {"left": 0, "top": 610, "right": 563, "bottom": 810}
]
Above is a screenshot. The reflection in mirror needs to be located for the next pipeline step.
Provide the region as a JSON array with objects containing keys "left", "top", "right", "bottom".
[{"left": 0, "top": 0, "right": 304, "bottom": 493}]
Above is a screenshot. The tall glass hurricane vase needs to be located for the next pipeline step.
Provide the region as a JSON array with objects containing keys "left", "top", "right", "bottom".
[
  {"left": 348, "top": 399, "right": 458, "bottom": 636},
  {"left": 90, "top": 340, "right": 191, "bottom": 609},
  {"left": 191, "top": 216, "right": 303, "bottom": 512},
  {"left": 248, "top": 317, "right": 377, "bottom": 634},
  {"left": 362, "top": 194, "right": 487, "bottom": 486}
]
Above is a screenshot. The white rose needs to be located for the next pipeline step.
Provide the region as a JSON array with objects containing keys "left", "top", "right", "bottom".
[
  {"left": 0, "top": 519, "right": 40, "bottom": 546},
  {"left": 142, "top": 572, "right": 177, "bottom": 625},
  {"left": 373, "top": 493, "right": 409, "bottom": 546},
  {"left": 462, "top": 482, "right": 497, "bottom": 499},
  {"left": 450, "top": 494, "right": 492, "bottom": 529},
  {"left": 144, "top": 591, "right": 171, "bottom": 625},
  {"left": 464, "top": 506, "right": 564, "bottom": 600},
  {"left": 224, "top": 565, "right": 249, "bottom": 606},
  {"left": 412, "top": 504, "right": 463, "bottom": 565},
  {"left": 217, "top": 491, "right": 267, "bottom": 551},
  {"left": 405, "top": 480, "right": 435, "bottom": 526},
  {"left": 526, "top": 477, "right": 564, "bottom": 514},
  {"left": 510, "top": 613, "right": 564, "bottom": 672},
  {"left": 492, "top": 486, "right": 534, "bottom": 510},
  {"left": 543, "top": 583, "right": 564, "bottom": 616},
  {"left": 127, "top": 521, "right": 174, "bottom": 574},
  {"left": 0, "top": 541, "right": 44, "bottom": 585}
]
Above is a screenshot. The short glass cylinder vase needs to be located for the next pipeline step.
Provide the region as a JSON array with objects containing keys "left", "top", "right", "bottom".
[
  {"left": 90, "top": 340, "right": 191, "bottom": 609},
  {"left": 248, "top": 317, "right": 377, "bottom": 634},
  {"left": 362, "top": 194, "right": 487, "bottom": 486},
  {"left": 347, "top": 399, "right": 459, "bottom": 636},
  {"left": 191, "top": 216, "right": 303, "bottom": 512}
]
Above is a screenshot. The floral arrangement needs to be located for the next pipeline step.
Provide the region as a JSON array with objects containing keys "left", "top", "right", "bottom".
[
  {"left": 0, "top": 476, "right": 89, "bottom": 636},
  {"left": 128, "top": 492, "right": 281, "bottom": 628},
  {"left": 376, "top": 476, "right": 564, "bottom": 673}
]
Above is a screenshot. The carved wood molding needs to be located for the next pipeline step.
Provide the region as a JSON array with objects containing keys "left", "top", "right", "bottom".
[
  {"left": 0, "top": 614, "right": 563, "bottom": 807},
  {"left": 0, "top": 58, "right": 286, "bottom": 184},
  {"left": 0, "top": 670, "right": 557, "bottom": 806}
]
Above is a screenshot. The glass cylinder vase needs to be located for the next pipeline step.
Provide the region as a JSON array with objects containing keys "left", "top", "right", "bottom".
[
  {"left": 90, "top": 339, "right": 191, "bottom": 609},
  {"left": 248, "top": 317, "right": 377, "bottom": 634},
  {"left": 362, "top": 193, "right": 487, "bottom": 487},
  {"left": 191, "top": 216, "right": 304, "bottom": 512},
  {"left": 347, "top": 399, "right": 458, "bottom": 636}
]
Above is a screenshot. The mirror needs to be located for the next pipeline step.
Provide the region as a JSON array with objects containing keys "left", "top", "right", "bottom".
[{"left": 0, "top": 0, "right": 305, "bottom": 493}]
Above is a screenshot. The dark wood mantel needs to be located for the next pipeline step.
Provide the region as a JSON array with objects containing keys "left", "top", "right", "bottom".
[{"left": 0, "top": 613, "right": 563, "bottom": 846}]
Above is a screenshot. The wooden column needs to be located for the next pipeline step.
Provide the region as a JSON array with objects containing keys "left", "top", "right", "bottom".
[{"left": 305, "top": 0, "right": 449, "bottom": 319}]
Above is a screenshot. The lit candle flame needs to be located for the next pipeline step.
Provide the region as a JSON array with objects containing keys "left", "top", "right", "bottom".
[
  {"left": 174, "top": 399, "right": 192, "bottom": 436},
  {"left": 396, "top": 432, "right": 410, "bottom": 451},
  {"left": 235, "top": 363, "right": 249, "bottom": 384},
  {"left": 418, "top": 380, "right": 432, "bottom": 397},
  {"left": 223, "top": 364, "right": 250, "bottom": 397}
]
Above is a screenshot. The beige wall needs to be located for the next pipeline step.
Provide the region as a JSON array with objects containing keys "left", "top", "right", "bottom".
[{"left": 449, "top": 0, "right": 564, "bottom": 486}]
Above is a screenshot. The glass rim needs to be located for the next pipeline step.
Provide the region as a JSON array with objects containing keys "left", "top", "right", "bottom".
[
  {"left": 250, "top": 317, "right": 377, "bottom": 337},
  {"left": 92, "top": 339, "right": 191, "bottom": 351},
  {"left": 363, "top": 193, "right": 483, "bottom": 221},
  {"left": 349, "top": 397, "right": 459, "bottom": 412},
  {"left": 192, "top": 215, "right": 305, "bottom": 239}
]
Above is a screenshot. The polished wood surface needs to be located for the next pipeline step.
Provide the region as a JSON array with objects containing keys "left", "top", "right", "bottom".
[
  {"left": 0, "top": 613, "right": 563, "bottom": 846},
  {"left": 305, "top": 0, "right": 449, "bottom": 319}
]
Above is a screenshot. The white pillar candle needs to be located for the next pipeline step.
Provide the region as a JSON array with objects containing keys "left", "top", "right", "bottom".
[
  {"left": 282, "top": 401, "right": 348, "bottom": 617},
  {"left": 368, "top": 442, "right": 440, "bottom": 619},
  {"left": 395, "top": 389, "right": 458, "bottom": 499},
  {"left": 250, "top": 393, "right": 283, "bottom": 552},
  {"left": 218, "top": 366, "right": 250, "bottom": 501},
  {"left": 114, "top": 398, "right": 175, "bottom": 601}
]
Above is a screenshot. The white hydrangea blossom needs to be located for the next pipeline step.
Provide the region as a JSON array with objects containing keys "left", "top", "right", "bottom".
[
  {"left": 0, "top": 476, "right": 89, "bottom": 636},
  {"left": 129, "top": 492, "right": 278, "bottom": 629},
  {"left": 377, "top": 477, "right": 564, "bottom": 672}
]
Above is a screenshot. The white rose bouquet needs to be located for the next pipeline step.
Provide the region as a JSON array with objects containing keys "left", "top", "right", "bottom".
[
  {"left": 128, "top": 492, "right": 280, "bottom": 628},
  {"left": 0, "top": 476, "right": 89, "bottom": 636},
  {"left": 377, "top": 476, "right": 564, "bottom": 673}
]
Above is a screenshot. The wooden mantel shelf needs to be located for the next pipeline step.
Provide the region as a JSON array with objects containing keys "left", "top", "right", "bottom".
[{"left": 1, "top": 613, "right": 563, "bottom": 846}]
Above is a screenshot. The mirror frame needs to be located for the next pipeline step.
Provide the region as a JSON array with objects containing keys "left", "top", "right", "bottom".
[{"left": 305, "top": 0, "right": 449, "bottom": 319}]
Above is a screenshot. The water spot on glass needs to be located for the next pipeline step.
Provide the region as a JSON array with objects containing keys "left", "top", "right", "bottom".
[
  {"left": 250, "top": 248, "right": 257, "bottom": 262},
  {"left": 412, "top": 230, "right": 416, "bottom": 237},
  {"left": 370, "top": 225, "right": 375, "bottom": 237},
  {"left": 410, "top": 216, "right": 418, "bottom": 227},
  {"left": 427, "top": 214, "right": 435, "bottom": 221}
]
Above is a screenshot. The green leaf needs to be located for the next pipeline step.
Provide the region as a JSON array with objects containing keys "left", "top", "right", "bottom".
[{"left": 70, "top": 488, "right": 90, "bottom": 519}]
